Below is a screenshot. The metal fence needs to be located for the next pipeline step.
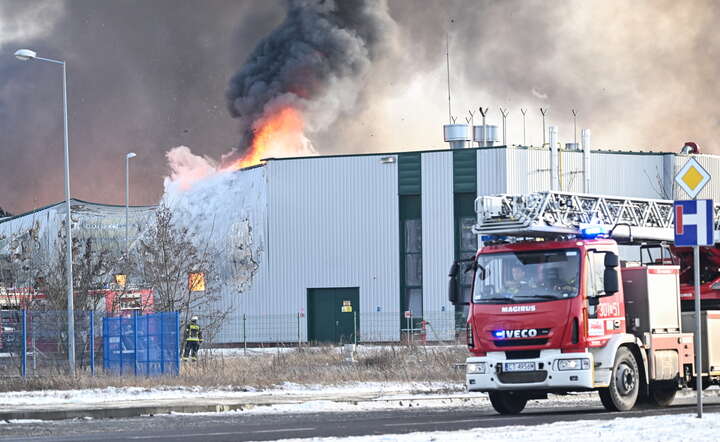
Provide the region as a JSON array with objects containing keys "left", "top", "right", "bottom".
[
  {"left": 103, "top": 312, "right": 179, "bottom": 376},
  {"left": 0, "top": 309, "right": 99, "bottom": 376},
  {"left": 210, "top": 310, "right": 469, "bottom": 347},
  {"left": 0, "top": 310, "right": 180, "bottom": 377}
]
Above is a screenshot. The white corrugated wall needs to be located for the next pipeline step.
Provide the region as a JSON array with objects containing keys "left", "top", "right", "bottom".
[
  {"left": 477, "top": 148, "right": 508, "bottom": 195},
  {"left": 588, "top": 152, "right": 666, "bottom": 198},
  {"left": 263, "top": 155, "right": 401, "bottom": 342},
  {"left": 421, "top": 152, "right": 455, "bottom": 340}
]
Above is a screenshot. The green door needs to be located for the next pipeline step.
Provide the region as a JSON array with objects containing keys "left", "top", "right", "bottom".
[{"left": 307, "top": 288, "right": 360, "bottom": 344}]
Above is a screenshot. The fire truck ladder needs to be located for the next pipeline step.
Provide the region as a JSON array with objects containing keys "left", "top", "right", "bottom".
[{"left": 472, "top": 191, "right": 720, "bottom": 242}]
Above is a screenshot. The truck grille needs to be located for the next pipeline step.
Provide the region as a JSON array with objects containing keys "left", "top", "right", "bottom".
[
  {"left": 493, "top": 338, "right": 549, "bottom": 347},
  {"left": 497, "top": 370, "right": 548, "bottom": 384}
]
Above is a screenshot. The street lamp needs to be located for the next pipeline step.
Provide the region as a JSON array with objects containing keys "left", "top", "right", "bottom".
[
  {"left": 14, "top": 48, "right": 76, "bottom": 375},
  {"left": 125, "top": 152, "right": 136, "bottom": 260}
]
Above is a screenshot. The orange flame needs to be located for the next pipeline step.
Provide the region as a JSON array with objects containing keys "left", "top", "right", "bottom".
[{"left": 225, "top": 107, "right": 305, "bottom": 170}]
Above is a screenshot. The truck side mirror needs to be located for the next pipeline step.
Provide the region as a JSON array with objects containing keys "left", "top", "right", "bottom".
[
  {"left": 448, "top": 277, "right": 459, "bottom": 305},
  {"left": 603, "top": 268, "right": 619, "bottom": 294},
  {"left": 448, "top": 262, "right": 460, "bottom": 305},
  {"left": 604, "top": 252, "right": 619, "bottom": 268}
]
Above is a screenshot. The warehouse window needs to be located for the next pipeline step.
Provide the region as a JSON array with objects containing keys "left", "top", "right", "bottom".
[
  {"left": 403, "top": 218, "right": 423, "bottom": 317},
  {"left": 398, "top": 153, "right": 423, "bottom": 327},
  {"left": 454, "top": 193, "right": 476, "bottom": 328}
]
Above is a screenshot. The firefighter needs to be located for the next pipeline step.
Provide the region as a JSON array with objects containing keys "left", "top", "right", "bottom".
[{"left": 182, "top": 316, "right": 203, "bottom": 361}]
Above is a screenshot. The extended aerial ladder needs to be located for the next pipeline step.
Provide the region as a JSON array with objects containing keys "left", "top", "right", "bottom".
[
  {"left": 472, "top": 190, "right": 720, "bottom": 308},
  {"left": 473, "top": 191, "right": 720, "bottom": 242}
]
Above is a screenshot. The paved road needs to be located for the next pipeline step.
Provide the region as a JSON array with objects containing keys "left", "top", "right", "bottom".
[{"left": 2, "top": 396, "right": 718, "bottom": 441}]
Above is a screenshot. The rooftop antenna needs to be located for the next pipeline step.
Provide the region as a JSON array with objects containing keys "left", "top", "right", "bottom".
[
  {"left": 468, "top": 109, "right": 475, "bottom": 128},
  {"left": 450, "top": 115, "right": 457, "bottom": 124},
  {"left": 446, "top": 29, "right": 452, "bottom": 123},
  {"left": 572, "top": 109, "right": 577, "bottom": 145},
  {"left": 520, "top": 108, "right": 527, "bottom": 145},
  {"left": 540, "top": 108, "right": 548, "bottom": 147},
  {"left": 500, "top": 107, "right": 509, "bottom": 146},
  {"left": 478, "top": 107, "right": 489, "bottom": 147}
]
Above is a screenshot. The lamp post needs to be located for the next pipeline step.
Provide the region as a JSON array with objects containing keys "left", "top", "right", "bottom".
[
  {"left": 14, "top": 49, "right": 75, "bottom": 375},
  {"left": 125, "top": 153, "right": 136, "bottom": 259}
]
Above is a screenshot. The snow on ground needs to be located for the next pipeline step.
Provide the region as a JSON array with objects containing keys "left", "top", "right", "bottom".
[
  {"left": 275, "top": 413, "right": 720, "bottom": 442},
  {"left": 0, "top": 382, "right": 463, "bottom": 407}
]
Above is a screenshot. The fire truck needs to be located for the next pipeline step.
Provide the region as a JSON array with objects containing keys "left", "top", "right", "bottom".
[{"left": 449, "top": 191, "right": 720, "bottom": 414}]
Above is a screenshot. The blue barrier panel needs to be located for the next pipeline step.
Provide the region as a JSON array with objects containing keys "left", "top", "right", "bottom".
[{"left": 103, "top": 312, "right": 179, "bottom": 376}]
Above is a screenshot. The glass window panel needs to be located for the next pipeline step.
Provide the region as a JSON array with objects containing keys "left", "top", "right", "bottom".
[
  {"left": 404, "top": 219, "right": 422, "bottom": 253},
  {"left": 406, "top": 288, "right": 423, "bottom": 317},
  {"left": 459, "top": 217, "right": 477, "bottom": 252},
  {"left": 405, "top": 253, "right": 422, "bottom": 286}
]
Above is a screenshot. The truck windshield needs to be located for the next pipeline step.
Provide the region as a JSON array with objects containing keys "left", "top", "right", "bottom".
[{"left": 473, "top": 249, "right": 580, "bottom": 303}]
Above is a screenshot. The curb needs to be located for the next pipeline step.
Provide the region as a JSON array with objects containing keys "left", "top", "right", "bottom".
[{"left": 0, "top": 392, "right": 479, "bottom": 422}]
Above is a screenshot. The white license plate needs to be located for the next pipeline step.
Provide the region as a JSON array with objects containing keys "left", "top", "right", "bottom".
[{"left": 503, "top": 362, "right": 536, "bottom": 372}]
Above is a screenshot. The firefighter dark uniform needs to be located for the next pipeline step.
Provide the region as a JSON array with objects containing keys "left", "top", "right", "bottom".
[{"left": 183, "top": 316, "right": 203, "bottom": 361}]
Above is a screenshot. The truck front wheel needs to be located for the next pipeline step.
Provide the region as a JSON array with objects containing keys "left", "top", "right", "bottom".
[
  {"left": 489, "top": 391, "right": 528, "bottom": 414},
  {"left": 599, "top": 347, "right": 639, "bottom": 411}
]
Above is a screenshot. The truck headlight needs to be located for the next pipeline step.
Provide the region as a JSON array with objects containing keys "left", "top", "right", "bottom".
[
  {"left": 467, "top": 362, "right": 486, "bottom": 374},
  {"left": 557, "top": 358, "right": 590, "bottom": 371}
]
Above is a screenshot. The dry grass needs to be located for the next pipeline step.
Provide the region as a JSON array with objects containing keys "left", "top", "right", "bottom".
[{"left": 0, "top": 345, "right": 467, "bottom": 393}]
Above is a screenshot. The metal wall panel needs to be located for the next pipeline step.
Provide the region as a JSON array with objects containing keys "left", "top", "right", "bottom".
[
  {"left": 559, "top": 150, "right": 584, "bottom": 193},
  {"left": 263, "top": 155, "right": 401, "bottom": 342},
  {"left": 588, "top": 152, "right": 666, "bottom": 198},
  {"left": 505, "top": 147, "right": 529, "bottom": 194},
  {"left": 527, "top": 148, "right": 551, "bottom": 193},
  {"left": 477, "top": 149, "right": 508, "bottom": 195},
  {"left": 421, "top": 152, "right": 455, "bottom": 339}
]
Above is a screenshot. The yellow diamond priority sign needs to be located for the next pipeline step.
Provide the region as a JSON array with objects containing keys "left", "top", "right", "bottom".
[{"left": 675, "top": 157, "right": 711, "bottom": 199}]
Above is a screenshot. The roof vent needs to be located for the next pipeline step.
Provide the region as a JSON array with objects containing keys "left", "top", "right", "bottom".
[
  {"left": 443, "top": 124, "right": 471, "bottom": 149},
  {"left": 473, "top": 125, "right": 499, "bottom": 147}
]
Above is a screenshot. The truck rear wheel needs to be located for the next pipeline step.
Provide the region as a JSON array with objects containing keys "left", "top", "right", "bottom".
[
  {"left": 489, "top": 391, "right": 528, "bottom": 414},
  {"left": 599, "top": 347, "right": 639, "bottom": 411},
  {"left": 648, "top": 381, "right": 677, "bottom": 407}
]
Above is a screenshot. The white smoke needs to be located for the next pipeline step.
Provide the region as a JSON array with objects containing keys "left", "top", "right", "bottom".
[{"left": 0, "top": 1, "right": 64, "bottom": 48}]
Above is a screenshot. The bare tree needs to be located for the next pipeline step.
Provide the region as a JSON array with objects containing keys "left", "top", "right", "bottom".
[{"left": 137, "top": 204, "right": 230, "bottom": 343}]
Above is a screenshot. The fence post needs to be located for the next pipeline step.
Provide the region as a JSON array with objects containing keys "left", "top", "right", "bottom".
[
  {"left": 21, "top": 310, "right": 27, "bottom": 377},
  {"left": 243, "top": 314, "right": 247, "bottom": 356},
  {"left": 297, "top": 312, "right": 301, "bottom": 348},
  {"left": 406, "top": 315, "right": 411, "bottom": 346},
  {"left": 31, "top": 311, "right": 36, "bottom": 372},
  {"left": 353, "top": 311, "right": 357, "bottom": 346},
  {"left": 133, "top": 312, "right": 138, "bottom": 376},
  {"left": 90, "top": 310, "right": 95, "bottom": 376},
  {"left": 175, "top": 312, "right": 180, "bottom": 375}
]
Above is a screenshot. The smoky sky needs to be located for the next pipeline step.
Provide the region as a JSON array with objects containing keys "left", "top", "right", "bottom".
[{"left": 2, "top": 0, "right": 720, "bottom": 214}]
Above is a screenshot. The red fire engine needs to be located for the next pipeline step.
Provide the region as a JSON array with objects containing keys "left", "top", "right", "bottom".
[{"left": 449, "top": 192, "right": 717, "bottom": 414}]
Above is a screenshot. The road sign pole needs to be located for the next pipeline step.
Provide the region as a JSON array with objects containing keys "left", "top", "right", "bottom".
[
  {"left": 674, "top": 157, "right": 712, "bottom": 420},
  {"left": 694, "top": 244, "right": 703, "bottom": 418}
]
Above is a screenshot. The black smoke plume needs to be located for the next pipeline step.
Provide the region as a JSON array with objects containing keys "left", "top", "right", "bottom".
[{"left": 223, "top": 0, "right": 395, "bottom": 164}]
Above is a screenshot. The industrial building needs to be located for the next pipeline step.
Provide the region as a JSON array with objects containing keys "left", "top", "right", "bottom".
[{"left": 3, "top": 125, "right": 720, "bottom": 345}]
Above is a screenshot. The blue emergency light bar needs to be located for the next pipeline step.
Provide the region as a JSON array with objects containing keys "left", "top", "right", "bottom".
[{"left": 578, "top": 225, "right": 608, "bottom": 239}]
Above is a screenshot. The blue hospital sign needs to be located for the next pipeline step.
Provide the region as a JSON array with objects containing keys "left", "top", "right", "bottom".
[{"left": 674, "top": 199, "right": 714, "bottom": 247}]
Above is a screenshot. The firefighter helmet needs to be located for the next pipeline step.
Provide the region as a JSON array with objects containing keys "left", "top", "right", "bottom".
[{"left": 191, "top": 315, "right": 198, "bottom": 322}]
